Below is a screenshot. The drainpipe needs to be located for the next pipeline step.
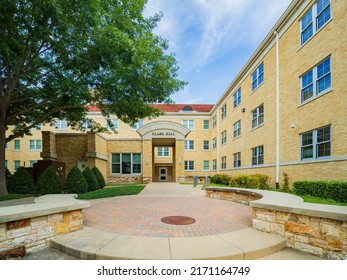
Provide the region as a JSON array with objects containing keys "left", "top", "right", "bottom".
[{"left": 274, "top": 31, "right": 280, "bottom": 189}]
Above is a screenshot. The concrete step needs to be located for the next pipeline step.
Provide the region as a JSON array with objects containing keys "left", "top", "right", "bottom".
[{"left": 51, "top": 226, "right": 287, "bottom": 260}]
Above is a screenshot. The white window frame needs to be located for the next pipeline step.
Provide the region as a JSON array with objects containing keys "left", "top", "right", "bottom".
[
  {"left": 252, "top": 145, "right": 264, "bottom": 166},
  {"left": 301, "top": 56, "right": 331, "bottom": 103},
  {"left": 252, "top": 104, "right": 264, "bottom": 129},
  {"left": 54, "top": 119, "right": 67, "bottom": 130},
  {"left": 233, "top": 152, "right": 241, "bottom": 168},
  {"left": 184, "top": 160, "right": 194, "bottom": 171},
  {"left": 184, "top": 140, "right": 195, "bottom": 151},
  {"left": 233, "top": 88, "right": 241, "bottom": 108},
  {"left": 212, "top": 116, "right": 217, "bottom": 128},
  {"left": 203, "top": 120, "right": 210, "bottom": 130},
  {"left": 301, "top": 125, "right": 331, "bottom": 160},
  {"left": 157, "top": 147, "right": 170, "bottom": 157},
  {"left": 300, "top": 0, "right": 331, "bottom": 45},
  {"left": 221, "top": 156, "right": 227, "bottom": 170},
  {"left": 111, "top": 153, "right": 142, "bottom": 175},
  {"left": 221, "top": 130, "right": 227, "bottom": 145},
  {"left": 203, "top": 160, "right": 210, "bottom": 171},
  {"left": 14, "top": 140, "right": 20, "bottom": 150},
  {"left": 29, "top": 160, "right": 37, "bottom": 167},
  {"left": 182, "top": 120, "right": 195, "bottom": 130},
  {"left": 131, "top": 120, "right": 144, "bottom": 130},
  {"left": 221, "top": 104, "right": 227, "bottom": 120},
  {"left": 233, "top": 120, "right": 241, "bottom": 138},
  {"left": 212, "top": 137, "right": 217, "bottom": 150},
  {"left": 212, "top": 159, "right": 217, "bottom": 171},
  {"left": 106, "top": 119, "right": 119, "bottom": 130},
  {"left": 14, "top": 160, "right": 20, "bottom": 171},
  {"left": 251, "top": 62, "right": 264, "bottom": 91},
  {"left": 203, "top": 140, "right": 210, "bottom": 151},
  {"left": 29, "top": 140, "right": 42, "bottom": 151}
]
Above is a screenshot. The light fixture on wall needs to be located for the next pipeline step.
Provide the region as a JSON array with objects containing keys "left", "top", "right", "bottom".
[
  {"left": 241, "top": 108, "right": 245, "bottom": 113},
  {"left": 291, "top": 122, "right": 298, "bottom": 129}
]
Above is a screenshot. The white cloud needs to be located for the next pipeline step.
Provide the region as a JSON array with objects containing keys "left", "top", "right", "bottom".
[{"left": 145, "top": 0, "right": 291, "bottom": 71}]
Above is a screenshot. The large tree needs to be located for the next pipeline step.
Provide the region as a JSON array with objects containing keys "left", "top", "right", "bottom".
[{"left": 0, "top": 0, "right": 185, "bottom": 195}]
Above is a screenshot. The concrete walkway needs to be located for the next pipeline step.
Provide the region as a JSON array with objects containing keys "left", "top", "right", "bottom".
[{"left": 48, "top": 182, "right": 321, "bottom": 260}]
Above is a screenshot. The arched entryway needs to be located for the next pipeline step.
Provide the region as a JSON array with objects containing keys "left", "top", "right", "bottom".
[{"left": 137, "top": 121, "right": 190, "bottom": 183}]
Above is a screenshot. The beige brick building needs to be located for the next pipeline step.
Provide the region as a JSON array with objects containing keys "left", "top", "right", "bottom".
[{"left": 5, "top": 0, "right": 347, "bottom": 186}]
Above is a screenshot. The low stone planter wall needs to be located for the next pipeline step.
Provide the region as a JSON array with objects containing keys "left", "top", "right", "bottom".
[
  {"left": 205, "top": 187, "right": 347, "bottom": 260},
  {"left": 0, "top": 194, "right": 90, "bottom": 259}
]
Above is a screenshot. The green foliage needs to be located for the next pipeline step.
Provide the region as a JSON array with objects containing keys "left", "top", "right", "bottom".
[
  {"left": 250, "top": 174, "right": 270, "bottom": 190},
  {"left": 5, "top": 168, "right": 12, "bottom": 181},
  {"left": 210, "top": 174, "right": 231, "bottom": 185},
  {"left": 82, "top": 167, "right": 99, "bottom": 191},
  {"left": 282, "top": 172, "right": 290, "bottom": 192},
  {"left": 92, "top": 167, "right": 106, "bottom": 188},
  {"left": 36, "top": 166, "right": 62, "bottom": 195},
  {"left": 0, "top": 0, "right": 186, "bottom": 195},
  {"left": 78, "top": 184, "right": 146, "bottom": 200},
  {"left": 229, "top": 174, "right": 260, "bottom": 189},
  {"left": 7, "top": 167, "right": 34, "bottom": 194},
  {"left": 64, "top": 166, "right": 88, "bottom": 194},
  {"left": 293, "top": 181, "right": 347, "bottom": 203}
]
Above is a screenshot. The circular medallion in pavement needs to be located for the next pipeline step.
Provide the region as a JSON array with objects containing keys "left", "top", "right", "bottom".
[{"left": 161, "top": 216, "right": 196, "bottom": 225}]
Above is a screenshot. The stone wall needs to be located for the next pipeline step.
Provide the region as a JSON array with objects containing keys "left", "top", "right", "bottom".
[
  {"left": 0, "top": 210, "right": 83, "bottom": 259},
  {"left": 252, "top": 208, "right": 347, "bottom": 260},
  {"left": 206, "top": 189, "right": 262, "bottom": 205},
  {"left": 107, "top": 176, "right": 144, "bottom": 184}
]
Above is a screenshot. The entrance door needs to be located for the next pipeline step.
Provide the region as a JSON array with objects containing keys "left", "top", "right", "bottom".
[{"left": 159, "top": 167, "right": 168, "bottom": 181}]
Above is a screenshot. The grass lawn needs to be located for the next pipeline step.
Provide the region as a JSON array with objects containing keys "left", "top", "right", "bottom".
[{"left": 77, "top": 184, "right": 146, "bottom": 200}]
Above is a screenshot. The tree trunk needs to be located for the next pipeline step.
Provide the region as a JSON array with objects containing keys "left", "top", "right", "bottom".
[{"left": 0, "top": 121, "right": 8, "bottom": 195}]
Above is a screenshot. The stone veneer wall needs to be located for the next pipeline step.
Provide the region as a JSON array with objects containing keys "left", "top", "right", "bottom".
[
  {"left": 252, "top": 208, "right": 347, "bottom": 259},
  {"left": 0, "top": 210, "right": 83, "bottom": 259},
  {"left": 206, "top": 188, "right": 347, "bottom": 260}
]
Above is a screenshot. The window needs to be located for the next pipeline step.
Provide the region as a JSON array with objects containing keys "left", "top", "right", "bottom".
[
  {"left": 29, "top": 160, "right": 37, "bottom": 167},
  {"left": 182, "top": 120, "right": 195, "bottom": 130},
  {"left": 221, "top": 130, "right": 227, "bottom": 145},
  {"left": 301, "top": 125, "right": 331, "bottom": 160},
  {"left": 14, "top": 161, "right": 20, "bottom": 171},
  {"left": 184, "top": 161, "right": 194, "bottom": 171},
  {"left": 252, "top": 62, "right": 264, "bottom": 91},
  {"left": 212, "top": 116, "right": 217, "bottom": 128},
  {"left": 252, "top": 104, "right": 264, "bottom": 129},
  {"left": 184, "top": 140, "right": 195, "bottom": 151},
  {"left": 203, "top": 120, "right": 210, "bottom": 130},
  {"left": 301, "top": 56, "right": 331, "bottom": 103},
  {"left": 300, "top": 0, "right": 331, "bottom": 45},
  {"left": 252, "top": 145, "right": 264, "bottom": 166},
  {"left": 54, "top": 119, "right": 67, "bottom": 130},
  {"left": 182, "top": 105, "right": 193, "bottom": 111},
  {"left": 233, "top": 120, "right": 241, "bottom": 138},
  {"left": 221, "top": 104, "right": 227, "bottom": 120},
  {"left": 132, "top": 120, "right": 144, "bottom": 130},
  {"left": 221, "top": 156, "right": 227, "bottom": 170},
  {"left": 111, "top": 153, "right": 142, "bottom": 175},
  {"left": 203, "top": 161, "right": 210, "bottom": 171},
  {"left": 203, "top": 140, "right": 210, "bottom": 151},
  {"left": 30, "top": 123, "right": 41, "bottom": 130},
  {"left": 233, "top": 88, "right": 242, "bottom": 108},
  {"left": 106, "top": 119, "right": 119, "bottom": 130},
  {"left": 212, "top": 137, "right": 217, "bottom": 150},
  {"left": 29, "top": 140, "right": 42, "bottom": 151},
  {"left": 234, "top": 152, "right": 241, "bottom": 168},
  {"left": 14, "top": 140, "right": 20, "bottom": 150},
  {"left": 212, "top": 159, "right": 217, "bottom": 171},
  {"left": 157, "top": 147, "right": 169, "bottom": 157}
]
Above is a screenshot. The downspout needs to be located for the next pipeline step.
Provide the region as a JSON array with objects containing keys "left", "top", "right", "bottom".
[{"left": 274, "top": 31, "right": 280, "bottom": 189}]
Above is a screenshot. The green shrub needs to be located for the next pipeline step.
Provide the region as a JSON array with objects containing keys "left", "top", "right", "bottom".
[
  {"left": 92, "top": 166, "right": 106, "bottom": 188},
  {"left": 82, "top": 167, "right": 99, "bottom": 191},
  {"left": 7, "top": 167, "right": 34, "bottom": 194},
  {"left": 64, "top": 166, "right": 88, "bottom": 194},
  {"left": 293, "top": 181, "right": 347, "bottom": 203},
  {"left": 210, "top": 174, "right": 231, "bottom": 185},
  {"left": 36, "top": 166, "right": 62, "bottom": 195},
  {"left": 282, "top": 172, "right": 290, "bottom": 192},
  {"left": 229, "top": 174, "right": 260, "bottom": 189},
  {"left": 250, "top": 174, "right": 270, "bottom": 190},
  {"left": 5, "top": 168, "right": 12, "bottom": 181}
]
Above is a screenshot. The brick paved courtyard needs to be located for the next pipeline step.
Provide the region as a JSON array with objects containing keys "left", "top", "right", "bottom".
[{"left": 83, "top": 196, "right": 252, "bottom": 237}]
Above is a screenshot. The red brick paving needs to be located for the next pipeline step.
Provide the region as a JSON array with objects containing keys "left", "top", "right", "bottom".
[{"left": 83, "top": 196, "right": 252, "bottom": 237}]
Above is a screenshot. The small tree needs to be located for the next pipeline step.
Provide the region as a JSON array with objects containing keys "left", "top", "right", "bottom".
[
  {"left": 282, "top": 172, "right": 290, "bottom": 192},
  {"left": 92, "top": 167, "right": 106, "bottom": 188},
  {"left": 82, "top": 167, "right": 99, "bottom": 191},
  {"left": 36, "top": 166, "right": 62, "bottom": 195},
  {"left": 64, "top": 166, "right": 88, "bottom": 194},
  {"left": 7, "top": 167, "right": 34, "bottom": 194}
]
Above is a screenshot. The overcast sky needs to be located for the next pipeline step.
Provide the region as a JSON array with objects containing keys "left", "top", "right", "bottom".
[{"left": 144, "top": 0, "right": 292, "bottom": 104}]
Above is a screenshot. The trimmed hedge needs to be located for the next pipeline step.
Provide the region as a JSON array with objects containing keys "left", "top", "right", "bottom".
[
  {"left": 229, "top": 174, "right": 260, "bottom": 189},
  {"left": 7, "top": 167, "right": 35, "bottom": 194},
  {"left": 64, "top": 166, "right": 88, "bottom": 194},
  {"left": 293, "top": 181, "right": 347, "bottom": 203},
  {"left": 210, "top": 174, "right": 231, "bottom": 185},
  {"left": 36, "top": 166, "right": 62, "bottom": 195},
  {"left": 82, "top": 167, "right": 99, "bottom": 191},
  {"left": 92, "top": 167, "right": 106, "bottom": 188}
]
